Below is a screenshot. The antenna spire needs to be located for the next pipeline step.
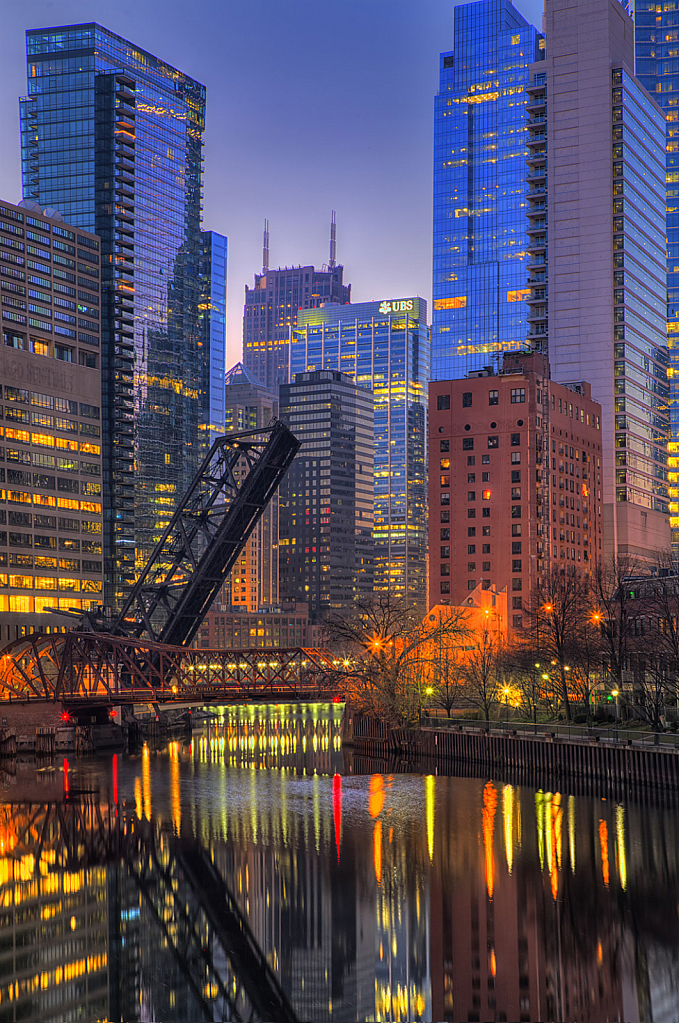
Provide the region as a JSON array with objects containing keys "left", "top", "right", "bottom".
[
  {"left": 262, "top": 218, "right": 269, "bottom": 274},
  {"left": 329, "top": 210, "right": 336, "bottom": 269}
]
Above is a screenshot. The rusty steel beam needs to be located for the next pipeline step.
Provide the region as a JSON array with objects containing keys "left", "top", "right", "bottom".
[{"left": 0, "top": 632, "right": 343, "bottom": 706}]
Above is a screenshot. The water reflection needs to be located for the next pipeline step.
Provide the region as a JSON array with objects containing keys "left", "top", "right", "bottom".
[{"left": 0, "top": 703, "right": 676, "bottom": 1021}]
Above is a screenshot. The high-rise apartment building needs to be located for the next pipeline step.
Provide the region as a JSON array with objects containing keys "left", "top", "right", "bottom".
[
  {"left": 429, "top": 352, "right": 604, "bottom": 619},
  {"left": 222, "top": 363, "right": 279, "bottom": 610},
  {"left": 432, "top": 0, "right": 543, "bottom": 381},
  {"left": 199, "top": 231, "right": 227, "bottom": 446},
  {"left": 21, "top": 24, "right": 206, "bottom": 608},
  {"left": 291, "top": 298, "right": 429, "bottom": 608},
  {"left": 0, "top": 198, "right": 103, "bottom": 644},
  {"left": 279, "top": 370, "right": 374, "bottom": 623},
  {"left": 625, "top": 0, "right": 679, "bottom": 552},
  {"left": 528, "top": 0, "right": 670, "bottom": 560},
  {"left": 243, "top": 260, "right": 351, "bottom": 391}
]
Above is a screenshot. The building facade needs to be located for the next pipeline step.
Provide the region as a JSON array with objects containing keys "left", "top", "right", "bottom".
[
  {"left": 627, "top": 0, "right": 679, "bottom": 553},
  {"left": 528, "top": 0, "right": 670, "bottom": 561},
  {"left": 243, "top": 263, "right": 351, "bottom": 391},
  {"left": 21, "top": 24, "right": 206, "bottom": 608},
  {"left": 222, "top": 362, "right": 279, "bottom": 611},
  {"left": 291, "top": 299, "right": 429, "bottom": 609},
  {"left": 432, "top": 0, "right": 543, "bottom": 381},
  {"left": 199, "top": 231, "right": 227, "bottom": 447},
  {"left": 0, "top": 199, "right": 103, "bottom": 644},
  {"left": 428, "top": 352, "right": 604, "bottom": 623},
  {"left": 279, "top": 370, "right": 374, "bottom": 623},
  {"left": 195, "top": 604, "right": 309, "bottom": 649}
]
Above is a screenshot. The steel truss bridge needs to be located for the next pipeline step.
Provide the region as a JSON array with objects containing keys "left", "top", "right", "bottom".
[
  {"left": 1, "top": 799, "right": 298, "bottom": 1022},
  {"left": 0, "top": 632, "right": 343, "bottom": 707}
]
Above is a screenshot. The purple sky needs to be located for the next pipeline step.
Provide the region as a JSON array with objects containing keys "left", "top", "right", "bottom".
[{"left": 0, "top": 0, "right": 542, "bottom": 367}]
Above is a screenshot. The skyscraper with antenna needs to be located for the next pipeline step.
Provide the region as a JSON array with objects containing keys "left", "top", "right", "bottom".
[{"left": 243, "top": 214, "right": 351, "bottom": 389}]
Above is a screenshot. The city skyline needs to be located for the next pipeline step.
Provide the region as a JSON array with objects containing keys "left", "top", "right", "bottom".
[{"left": 0, "top": 0, "right": 543, "bottom": 364}]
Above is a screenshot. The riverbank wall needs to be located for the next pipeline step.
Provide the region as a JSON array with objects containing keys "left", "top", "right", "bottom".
[{"left": 343, "top": 711, "right": 679, "bottom": 790}]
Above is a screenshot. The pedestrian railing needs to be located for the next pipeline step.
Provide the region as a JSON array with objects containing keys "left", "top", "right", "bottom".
[{"left": 420, "top": 714, "right": 679, "bottom": 749}]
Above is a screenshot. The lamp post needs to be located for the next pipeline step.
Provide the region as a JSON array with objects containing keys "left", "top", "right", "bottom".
[{"left": 611, "top": 688, "right": 619, "bottom": 724}]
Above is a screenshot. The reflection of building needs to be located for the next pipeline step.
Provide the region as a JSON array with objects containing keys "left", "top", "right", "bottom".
[
  {"left": 291, "top": 299, "right": 430, "bottom": 609},
  {"left": 279, "top": 370, "right": 375, "bottom": 623},
  {"left": 22, "top": 23, "right": 206, "bottom": 607},
  {"left": 432, "top": 0, "right": 543, "bottom": 381},
  {"left": 0, "top": 198, "right": 104, "bottom": 643},
  {"left": 530, "top": 0, "right": 670, "bottom": 561},
  {"left": 199, "top": 231, "right": 228, "bottom": 446},
  {"left": 222, "top": 363, "right": 279, "bottom": 610},
  {"left": 429, "top": 351, "right": 604, "bottom": 618}
]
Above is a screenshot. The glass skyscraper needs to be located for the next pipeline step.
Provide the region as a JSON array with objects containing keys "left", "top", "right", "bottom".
[
  {"left": 626, "top": 0, "right": 679, "bottom": 549},
  {"left": 199, "top": 230, "right": 227, "bottom": 445},
  {"left": 21, "top": 24, "right": 206, "bottom": 607},
  {"left": 290, "top": 299, "right": 429, "bottom": 609},
  {"left": 432, "top": 0, "right": 543, "bottom": 381}
]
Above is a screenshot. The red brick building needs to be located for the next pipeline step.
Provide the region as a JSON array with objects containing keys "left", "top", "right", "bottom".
[{"left": 429, "top": 352, "right": 604, "bottom": 627}]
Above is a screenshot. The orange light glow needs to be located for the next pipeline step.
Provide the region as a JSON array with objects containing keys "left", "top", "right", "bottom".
[
  {"left": 369, "top": 774, "right": 385, "bottom": 818},
  {"left": 373, "top": 820, "right": 382, "bottom": 883},
  {"left": 483, "top": 782, "right": 498, "bottom": 899},
  {"left": 599, "top": 819, "right": 610, "bottom": 887}
]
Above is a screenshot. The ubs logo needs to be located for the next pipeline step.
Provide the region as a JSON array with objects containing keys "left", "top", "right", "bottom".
[{"left": 379, "top": 299, "right": 414, "bottom": 315}]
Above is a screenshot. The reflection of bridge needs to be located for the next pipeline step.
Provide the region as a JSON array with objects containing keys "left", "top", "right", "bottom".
[
  {"left": 0, "top": 632, "right": 343, "bottom": 707},
  {"left": 1, "top": 800, "right": 298, "bottom": 1023}
]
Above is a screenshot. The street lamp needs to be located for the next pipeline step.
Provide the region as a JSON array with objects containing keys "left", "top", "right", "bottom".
[
  {"left": 503, "top": 686, "right": 510, "bottom": 722},
  {"left": 611, "top": 688, "right": 619, "bottom": 723}
]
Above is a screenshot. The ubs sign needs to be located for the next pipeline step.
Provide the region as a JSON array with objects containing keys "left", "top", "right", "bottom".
[{"left": 379, "top": 299, "right": 414, "bottom": 315}]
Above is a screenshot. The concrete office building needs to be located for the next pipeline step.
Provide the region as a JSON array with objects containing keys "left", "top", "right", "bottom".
[
  {"left": 429, "top": 351, "right": 604, "bottom": 620},
  {"left": 243, "top": 228, "right": 351, "bottom": 391},
  {"left": 195, "top": 604, "right": 309, "bottom": 649},
  {"left": 432, "top": 0, "right": 544, "bottom": 381},
  {"left": 0, "top": 198, "right": 103, "bottom": 644},
  {"left": 222, "top": 362, "right": 279, "bottom": 611},
  {"left": 22, "top": 24, "right": 206, "bottom": 608},
  {"left": 291, "top": 299, "right": 429, "bottom": 609},
  {"left": 526, "top": 0, "right": 670, "bottom": 561},
  {"left": 279, "top": 370, "right": 374, "bottom": 623}
]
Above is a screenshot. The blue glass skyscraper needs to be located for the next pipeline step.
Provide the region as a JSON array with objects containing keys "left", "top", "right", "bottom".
[
  {"left": 432, "top": 0, "right": 543, "bottom": 381},
  {"left": 199, "top": 231, "right": 227, "bottom": 444},
  {"left": 626, "top": 1, "right": 679, "bottom": 549},
  {"left": 21, "top": 24, "right": 205, "bottom": 607}
]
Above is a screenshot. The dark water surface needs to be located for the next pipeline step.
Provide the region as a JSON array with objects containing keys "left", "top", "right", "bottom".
[{"left": 0, "top": 702, "right": 678, "bottom": 1022}]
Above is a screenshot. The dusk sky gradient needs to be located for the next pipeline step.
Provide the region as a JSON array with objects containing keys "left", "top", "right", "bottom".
[{"left": 0, "top": 0, "right": 543, "bottom": 366}]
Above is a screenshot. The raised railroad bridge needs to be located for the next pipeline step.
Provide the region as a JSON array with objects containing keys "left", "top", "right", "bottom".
[{"left": 0, "top": 632, "right": 345, "bottom": 708}]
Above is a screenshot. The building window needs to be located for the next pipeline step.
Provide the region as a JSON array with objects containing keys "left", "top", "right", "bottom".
[
  {"left": 482, "top": 526, "right": 490, "bottom": 536},
  {"left": 468, "top": 527, "right": 476, "bottom": 537},
  {"left": 463, "top": 439, "right": 474, "bottom": 450},
  {"left": 512, "top": 596, "right": 522, "bottom": 609},
  {"left": 513, "top": 615, "right": 523, "bottom": 628},
  {"left": 468, "top": 580, "right": 476, "bottom": 590},
  {"left": 511, "top": 487, "right": 521, "bottom": 500},
  {"left": 441, "top": 493, "right": 450, "bottom": 505},
  {"left": 512, "top": 524, "right": 521, "bottom": 536},
  {"left": 489, "top": 390, "right": 499, "bottom": 406},
  {"left": 440, "top": 475, "right": 450, "bottom": 487},
  {"left": 482, "top": 544, "right": 490, "bottom": 554},
  {"left": 482, "top": 455, "right": 490, "bottom": 465},
  {"left": 467, "top": 455, "right": 475, "bottom": 465},
  {"left": 441, "top": 510, "right": 450, "bottom": 522},
  {"left": 512, "top": 559, "right": 522, "bottom": 572},
  {"left": 440, "top": 581, "right": 451, "bottom": 593},
  {"left": 482, "top": 508, "right": 490, "bottom": 518},
  {"left": 510, "top": 388, "right": 526, "bottom": 403},
  {"left": 468, "top": 544, "right": 476, "bottom": 554},
  {"left": 440, "top": 458, "right": 450, "bottom": 470},
  {"left": 468, "top": 491, "right": 476, "bottom": 501},
  {"left": 440, "top": 439, "right": 450, "bottom": 452},
  {"left": 512, "top": 542, "right": 522, "bottom": 554},
  {"left": 440, "top": 546, "right": 450, "bottom": 558},
  {"left": 467, "top": 473, "right": 476, "bottom": 483},
  {"left": 482, "top": 561, "right": 490, "bottom": 571},
  {"left": 437, "top": 395, "right": 450, "bottom": 410},
  {"left": 482, "top": 490, "right": 491, "bottom": 500},
  {"left": 441, "top": 528, "right": 450, "bottom": 540},
  {"left": 468, "top": 509, "right": 476, "bottom": 518},
  {"left": 468, "top": 562, "right": 476, "bottom": 572},
  {"left": 512, "top": 578, "right": 522, "bottom": 591},
  {"left": 462, "top": 392, "right": 472, "bottom": 407},
  {"left": 488, "top": 436, "right": 499, "bottom": 448},
  {"left": 511, "top": 433, "right": 520, "bottom": 446},
  {"left": 511, "top": 506, "right": 521, "bottom": 518},
  {"left": 511, "top": 452, "right": 521, "bottom": 464},
  {"left": 440, "top": 564, "right": 450, "bottom": 576},
  {"left": 482, "top": 472, "right": 490, "bottom": 482}
]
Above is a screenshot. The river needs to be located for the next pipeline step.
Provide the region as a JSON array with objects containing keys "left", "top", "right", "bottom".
[{"left": 0, "top": 701, "right": 677, "bottom": 1022}]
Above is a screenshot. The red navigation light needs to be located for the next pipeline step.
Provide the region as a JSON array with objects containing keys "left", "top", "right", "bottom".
[
  {"left": 60, "top": 710, "right": 72, "bottom": 724},
  {"left": 110, "top": 709, "right": 117, "bottom": 718},
  {"left": 333, "top": 695, "right": 342, "bottom": 703}
]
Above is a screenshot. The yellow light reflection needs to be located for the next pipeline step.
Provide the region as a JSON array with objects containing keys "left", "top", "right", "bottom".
[
  {"left": 425, "top": 776, "right": 435, "bottom": 862},
  {"left": 374, "top": 820, "right": 382, "bottom": 884},
  {"left": 568, "top": 795, "right": 576, "bottom": 874},
  {"left": 599, "top": 818, "right": 610, "bottom": 887},
  {"left": 503, "top": 784, "right": 514, "bottom": 874},
  {"left": 482, "top": 782, "right": 497, "bottom": 899},
  {"left": 142, "top": 744, "right": 151, "bottom": 820},
  {"left": 615, "top": 804, "right": 627, "bottom": 891}
]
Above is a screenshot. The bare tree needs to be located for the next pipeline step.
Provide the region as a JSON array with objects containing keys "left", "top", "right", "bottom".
[
  {"left": 322, "top": 594, "right": 469, "bottom": 727},
  {"left": 460, "top": 625, "right": 503, "bottom": 722},
  {"left": 592, "top": 554, "right": 643, "bottom": 696},
  {"left": 523, "top": 566, "right": 593, "bottom": 721}
]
